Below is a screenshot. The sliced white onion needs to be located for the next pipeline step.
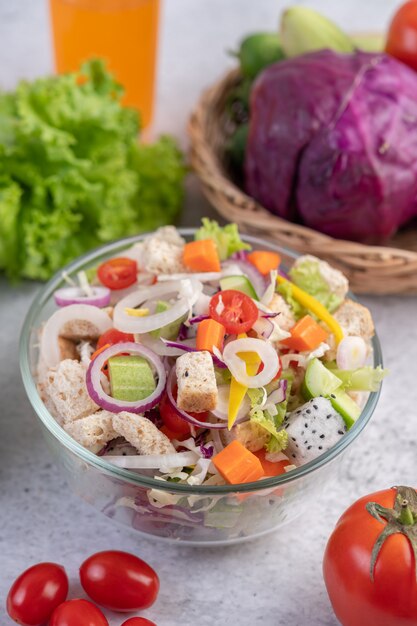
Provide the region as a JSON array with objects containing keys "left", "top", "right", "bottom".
[
  {"left": 280, "top": 353, "right": 307, "bottom": 370},
  {"left": 336, "top": 336, "right": 367, "bottom": 370},
  {"left": 222, "top": 338, "right": 280, "bottom": 388},
  {"left": 138, "top": 335, "right": 196, "bottom": 357},
  {"left": 265, "top": 450, "right": 290, "bottom": 463},
  {"left": 107, "top": 451, "right": 198, "bottom": 469},
  {"left": 211, "top": 385, "right": 250, "bottom": 422},
  {"left": 260, "top": 269, "right": 278, "bottom": 305},
  {"left": 86, "top": 342, "right": 166, "bottom": 413},
  {"left": 157, "top": 264, "right": 244, "bottom": 283},
  {"left": 54, "top": 286, "right": 111, "bottom": 308},
  {"left": 40, "top": 304, "right": 113, "bottom": 368},
  {"left": 193, "top": 292, "right": 212, "bottom": 317},
  {"left": 113, "top": 278, "right": 203, "bottom": 333},
  {"left": 252, "top": 316, "right": 274, "bottom": 339}
]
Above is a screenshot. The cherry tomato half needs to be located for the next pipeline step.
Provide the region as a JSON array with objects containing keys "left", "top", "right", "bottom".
[
  {"left": 96, "top": 328, "right": 135, "bottom": 350},
  {"left": 80, "top": 550, "right": 159, "bottom": 612},
  {"left": 122, "top": 617, "right": 156, "bottom": 626},
  {"left": 386, "top": 1, "right": 417, "bottom": 72},
  {"left": 209, "top": 290, "right": 258, "bottom": 335},
  {"left": 159, "top": 389, "right": 208, "bottom": 436},
  {"left": 97, "top": 257, "right": 137, "bottom": 290},
  {"left": 7, "top": 562, "right": 69, "bottom": 626},
  {"left": 49, "top": 599, "right": 108, "bottom": 626}
]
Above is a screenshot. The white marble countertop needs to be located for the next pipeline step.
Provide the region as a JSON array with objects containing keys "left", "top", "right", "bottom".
[{"left": 1, "top": 1, "right": 417, "bottom": 625}]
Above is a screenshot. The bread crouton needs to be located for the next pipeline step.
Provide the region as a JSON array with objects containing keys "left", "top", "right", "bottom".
[
  {"left": 333, "top": 299, "right": 374, "bottom": 339},
  {"left": 221, "top": 421, "right": 270, "bottom": 452},
  {"left": 112, "top": 412, "right": 175, "bottom": 455},
  {"left": 176, "top": 351, "right": 218, "bottom": 413},
  {"left": 292, "top": 255, "right": 349, "bottom": 301},
  {"left": 58, "top": 336, "right": 79, "bottom": 361},
  {"left": 129, "top": 226, "right": 186, "bottom": 275},
  {"left": 44, "top": 359, "right": 98, "bottom": 423},
  {"left": 37, "top": 381, "right": 58, "bottom": 418},
  {"left": 64, "top": 410, "right": 118, "bottom": 453},
  {"left": 267, "top": 293, "right": 296, "bottom": 331},
  {"left": 60, "top": 319, "right": 102, "bottom": 342}
]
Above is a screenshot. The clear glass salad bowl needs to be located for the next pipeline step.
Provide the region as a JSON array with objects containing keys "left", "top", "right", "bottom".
[{"left": 20, "top": 230, "right": 383, "bottom": 546}]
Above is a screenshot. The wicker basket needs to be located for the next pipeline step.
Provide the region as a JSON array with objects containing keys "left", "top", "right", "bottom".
[{"left": 188, "top": 68, "right": 417, "bottom": 295}]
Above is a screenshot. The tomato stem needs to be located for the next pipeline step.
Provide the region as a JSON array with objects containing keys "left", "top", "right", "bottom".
[
  {"left": 399, "top": 499, "right": 416, "bottom": 526},
  {"left": 366, "top": 486, "right": 417, "bottom": 583}
]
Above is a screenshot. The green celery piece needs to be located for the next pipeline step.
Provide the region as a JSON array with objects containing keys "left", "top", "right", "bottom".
[{"left": 108, "top": 355, "right": 155, "bottom": 402}]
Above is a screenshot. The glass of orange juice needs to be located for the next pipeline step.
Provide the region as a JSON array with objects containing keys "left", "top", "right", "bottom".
[{"left": 49, "top": 0, "right": 160, "bottom": 128}]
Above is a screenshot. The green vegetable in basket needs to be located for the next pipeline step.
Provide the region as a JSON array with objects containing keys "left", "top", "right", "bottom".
[
  {"left": 237, "top": 32, "right": 284, "bottom": 79},
  {"left": 0, "top": 59, "right": 186, "bottom": 281}
]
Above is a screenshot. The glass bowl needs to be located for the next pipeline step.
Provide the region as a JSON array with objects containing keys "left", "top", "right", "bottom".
[{"left": 20, "top": 230, "right": 383, "bottom": 546}]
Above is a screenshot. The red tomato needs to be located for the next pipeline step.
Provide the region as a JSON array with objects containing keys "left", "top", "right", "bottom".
[
  {"left": 386, "top": 1, "right": 417, "bottom": 72},
  {"left": 49, "top": 599, "right": 108, "bottom": 626},
  {"left": 80, "top": 550, "right": 159, "bottom": 612},
  {"left": 97, "top": 257, "right": 137, "bottom": 290},
  {"left": 6, "top": 562, "right": 68, "bottom": 626},
  {"left": 209, "top": 290, "right": 258, "bottom": 334},
  {"left": 122, "top": 617, "right": 156, "bottom": 626},
  {"left": 159, "top": 389, "right": 208, "bottom": 435},
  {"left": 96, "top": 329, "right": 135, "bottom": 350},
  {"left": 323, "top": 487, "right": 417, "bottom": 626}
]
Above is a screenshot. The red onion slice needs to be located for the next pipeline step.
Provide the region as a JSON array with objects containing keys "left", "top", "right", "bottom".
[
  {"left": 166, "top": 368, "right": 227, "bottom": 430},
  {"left": 54, "top": 286, "right": 111, "bottom": 308},
  {"left": 86, "top": 342, "right": 166, "bottom": 413},
  {"left": 162, "top": 339, "right": 227, "bottom": 369}
]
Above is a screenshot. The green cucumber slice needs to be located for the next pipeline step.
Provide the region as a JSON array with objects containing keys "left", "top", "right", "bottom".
[
  {"left": 302, "top": 358, "right": 342, "bottom": 400},
  {"left": 329, "top": 388, "right": 361, "bottom": 429},
  {"left": 150, "top": 300, "right": 185, "bottom": 340},
  {"left": 108, "top": 355, "right": 156, "bottom": 402},
  {"left": 220, "top": 274, "right": 258, "bottom": 299}
]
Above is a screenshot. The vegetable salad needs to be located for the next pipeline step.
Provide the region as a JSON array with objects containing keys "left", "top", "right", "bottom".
[{"left": 37, "top": 220, "right": 386, "bottom": 493}]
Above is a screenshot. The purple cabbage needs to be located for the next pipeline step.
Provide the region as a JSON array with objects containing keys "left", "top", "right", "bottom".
[{"left": 245, "top": 50, "right": 417, "bottom": 242}]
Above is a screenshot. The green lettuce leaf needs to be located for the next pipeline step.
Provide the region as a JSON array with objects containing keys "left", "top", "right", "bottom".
[
  {"left": 194, "top": 218, "right": 251, "bottom": 261},
  {"left": 289, "top": 257, "right": 342, "bottom": 313},
  {"left": 247, "top": 387, "right": 289, "bottom": 453},
  {"left": 0, "top": 59, "right": 185, "bottom": 281}
]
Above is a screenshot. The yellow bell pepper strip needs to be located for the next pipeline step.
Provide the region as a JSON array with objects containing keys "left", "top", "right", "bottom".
[
  {"left": 276, "top": 275, "right": 344, "bottom": 344},
  {"left": 228, "top": 333, "right": 261, "bottom": 429},
  {"left": 124, "top": 307, "right": 150, "bottom": 317}
]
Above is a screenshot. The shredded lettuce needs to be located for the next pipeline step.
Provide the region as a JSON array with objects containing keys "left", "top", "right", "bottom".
[
  {"left": 289, "top": 258, "right": 342, "bottom": 313},
  {"left": 247, "top": 388, "right": 289, "bottom": 453},
  {"left": 277, "top": 282, "right": 306, "bottom": 319},
  {"left": 0, "top": 59, "right": 186, "bottom": 281},
  {"left": 194, "top": 218, "right": 251, "bottom": 261}
]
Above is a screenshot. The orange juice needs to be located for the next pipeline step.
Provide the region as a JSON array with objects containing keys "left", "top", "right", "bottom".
[{"left": 49, "top": 0, "right": 160, "bottom": 128}]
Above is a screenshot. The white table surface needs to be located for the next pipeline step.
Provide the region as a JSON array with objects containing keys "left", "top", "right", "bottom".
[{"left": 1, "top": 1, "right": 416, "bottom": 625}]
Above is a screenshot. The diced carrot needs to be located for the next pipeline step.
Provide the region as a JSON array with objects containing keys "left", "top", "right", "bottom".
[
  {"left": 282, "top": 315, "right": 328, "bottom": 352},
  {"left": 183, "top": 239, "right": 221, "bottom": 272},
  {"left": 253, "top": 449, "right": 291, "bottom": 477},
  {"left": 196, "top": 318, "right": 225, "bottom": 353},
  {"left": 91, "top": 343, "right": 111, "bottom": 361},
  {"left": 212, "top": 440, "right": 264, "bottom": 484},
  {"left": 247, "top": 250, "right": 281, "bottom": 275}
]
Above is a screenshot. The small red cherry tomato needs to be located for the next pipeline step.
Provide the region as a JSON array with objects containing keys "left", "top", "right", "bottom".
[
  {"left": 97, "top": 257, "right": 137, "bottom": 290},
  {"left": 7, "top": 562, "right": 68, "bottom": 626},
  {"left": 386, "top": 1, "right": 417, "bottom": 72},
  {"left": 209, "top": 289, "right": 258, "bottom": 335},
  {"left": 122, "top": 617, "right": 156, "bottom": 626},
  {"left": 96, "top": 328, "right": 135, "bottom": 350},
  {"left": 80, "top": 550, "right": 159, "bottom": 612},
  {"left": 49, "top": 599, "right": 108, "bottom": 626},
  {"left": 159, "top": 388, "right": 208, "bottom": 436}
]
